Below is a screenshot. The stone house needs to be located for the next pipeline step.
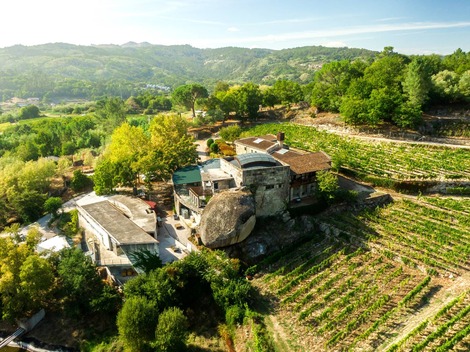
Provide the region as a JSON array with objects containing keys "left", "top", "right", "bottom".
[
  {"left": 172, "top": 153, "right": 290, "bottom": 225},
  {"left": 172, "top": 133, "right": 331, "bottom": 238},
  {"left": 234, "top": 133, "right": 332, "bottom": 201}
]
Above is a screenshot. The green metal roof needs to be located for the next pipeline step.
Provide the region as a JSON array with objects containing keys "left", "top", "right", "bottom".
[{"left": 172, "top": 165, "right": 201, "bottom": 185}]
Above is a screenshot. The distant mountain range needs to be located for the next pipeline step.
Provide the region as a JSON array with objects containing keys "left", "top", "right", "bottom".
[{"left": 0, "top": 43, "right": 377, "bottom": 100}]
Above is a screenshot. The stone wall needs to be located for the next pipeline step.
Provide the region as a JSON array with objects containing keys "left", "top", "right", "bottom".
[{"left": 243, "top": 166, "right": 290, "bottom": 216}]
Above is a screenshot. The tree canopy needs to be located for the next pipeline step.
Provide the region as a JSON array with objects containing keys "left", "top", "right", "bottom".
[{"left": 172, "top": 83, "right": 208, "bottom": 117}]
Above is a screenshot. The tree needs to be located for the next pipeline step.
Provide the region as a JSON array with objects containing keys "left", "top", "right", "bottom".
[
  {"left": 149, "top": 114, "right": 198, "bottom": 179},
  {"left": 129, "top": 249, "right": 162, "bottom": 274},
  {"left": 0, "top": 229, "right": 54, "bottom": 320},
  {"left": 70, "top": 169, "right": 92, "bottom": 192},
  {"left": 95, "top": 97, "right": 127, "bottom": 133},
  {"left": 0, "top": 158, "right": 55, "bottom": 223},
  {"left": 117, "top": 296, "right": 158, "bottom": 352},
  {"left": 105, "top": 123, "right": 150, "bottom": 187},
  {"left": 93, "top": 158, "right": 117, "bottom": 195},
  {"left": 459, "top": 70, "right": 470, "bottom": 101},
  {"left": 44, "top": 197, "right": 62, "bottom": 218},
  {"left": 219, "top": 124, "right": 242, "bottom": 142},
  {"left": 172, "top": 84, "right": 208, "bottom": 117},
  {"left": 273, "top": 80, "right": 304, "bottom": 105},
  {"left": 316, "top": 170, "right": 339, "bottom": 202},
  {"left": 310, "top": 60, "right": 364, "bottom": 112},
  {"left": 154, "top": 307, "right": 189, "bottom": 352},
  {"left": 233, "top": 82, "right": 262, "bottom": 120},
  {"left": 262, "top": 87, "right": 278, "bottom": 109},
  {"left": 56, "top": 248, "right": 106, "bottom": 315},
  {"left": 442, "top": 48, "right": 470, "bottom": 74},
  {"left": 18, "top": 105, "right": 40, "bottom": 119},
  {"left": 431, "top": 70, "right": 461, "bottom": 103},
  {"left": 402, "top": 57, "right": 432, "bottom": 108}
]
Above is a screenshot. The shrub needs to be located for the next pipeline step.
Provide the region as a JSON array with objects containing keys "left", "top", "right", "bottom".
[
  {"left": 210, "top": 142, "right": 220, "bottom": 153},
  {"left": 206, "top": 138, "right": 215, "bottom": 148},
  {"left": 117, "top": 296, "right": 158, "bottom": 352},
  {"left": 71, "top": 170, "right": 93, "bottom": 192},
  {"left": 154, "top": 307, "right": 189, "bottom": 352},
  {"left": 219, "top": 124, "right": 242, "bottom": 142},
  {"left": 225, "top": 305, "right": 245, "bottom": 327}
]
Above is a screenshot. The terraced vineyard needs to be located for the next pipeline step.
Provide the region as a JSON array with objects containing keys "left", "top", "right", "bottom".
[
  {"left": 242, "top": 123, "right": 470, "bottom": 181},
  {"left": 252, "top": 197, "right": 470, "bottom": 351}
]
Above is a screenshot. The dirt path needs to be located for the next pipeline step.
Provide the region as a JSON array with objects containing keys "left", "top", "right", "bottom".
[
  {"left": 290, "top": 115, "right": 470, "bottom": 149},
  {"left": 312, "top": 124, "right": 470, "bottom": 149},
  {"left": 378, "top": 271, "right": 470, "bottom": 351},
  {"left": 265, "top": 313, "right": 297, "bottom": 352}
]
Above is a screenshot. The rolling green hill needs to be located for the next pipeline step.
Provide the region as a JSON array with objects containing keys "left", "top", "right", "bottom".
[{"left": 0, "top": 42, "right": 376, "bottom": 100}]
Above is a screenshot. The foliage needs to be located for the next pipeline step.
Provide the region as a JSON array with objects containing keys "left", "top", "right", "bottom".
[
  {"left": 0, "top": 157, "right": 56, "bottom": 225},
  {"left": 219, "top": 124, "right": 242, "bottom": 142},
  {"left": 0, "top": 227, "right": 54, "bottom": 320},
  {"left": 70, "top": 169, "right": 93, "bottom": 192},
  {"left": 93, "top": 158, "right": 116, "bottom": 195},
  {"left": 206, "top": 138, "right": 214, "bottom": 148},
  {"left": 310, "top": 60, "right": 365, "bottom": 112},
  {"left": 129, "top": 249, "right": 163, "bottom": 274},
  {"left": 154, "top": 307, "right": 189, "bottom": 352},
  {"left": 56, "top": 248, "right": 120, "bottom": 316},
  {"left": 0, "top": 43, "right": 376, "bottom": 101},
  {"left": 0, "top": 115, "right": 102, "bottom": 161},
  {"left": 172, "top": 84, "right": 209, "bottom": 117},
  {"left": 94, "top": 97, "right": 127, "bottom": 134},
  {"left": 44, "top": 196, "right": 62, "bottom": 218},
  {"left": 148, "top": 114, "right": 198, "bottom": 179},
  {"left": 117, "top": 296, "right": 158, "bottom": 352},
  {"left": 120, "top": 250, "right": 254, "bottom": 349},
  {"left": 59, "top": 209, "right": 80, "bottom": 237},
  {"left": 316, "top": 170, "right": 339, "bottom": 202},
  {"left": 233, "top": 82, "right": 263, "bottom": 120},
  {"left": 18, "top": 105, "right": 40, "bottom": 119},
  {"left": 273, "top": 79, "right": 304, "bottom": 104},
  {"left": 210, "top": 142, "right": 219, "bottom": 153}
]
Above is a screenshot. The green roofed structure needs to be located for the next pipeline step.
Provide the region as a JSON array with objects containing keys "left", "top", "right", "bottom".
[{"left": 172, "top": 165, "right": 202, "bottom": 185}]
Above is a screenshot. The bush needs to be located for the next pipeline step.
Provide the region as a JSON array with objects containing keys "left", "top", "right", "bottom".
[
  {"left": 154, "top": 307, "right": 189, "bottom": 352},
  {"left": 219, "top": 124, "right": 242, "bottom": 142},
  {"left": 44, "top": 197, "right": 62, "bottom": 218},
  {"left": 210, "top": 142, "right": 220, "bottom": 153},
  {"left": 71, "top": 169, "right": 93, "bottom": 192},
  {"left": 117, "top": 296, "right": 158, "bottom": 352},
  {"left": 225, "top": 305, "right": 245, "bottom": 327},
  {"left": 206, "top": 138, "right": 214, "bottom": 148}
]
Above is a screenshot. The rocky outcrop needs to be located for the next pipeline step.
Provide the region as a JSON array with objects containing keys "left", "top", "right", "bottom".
[{"left": 199, "top": 189, "right": 256, "bottom": 248}]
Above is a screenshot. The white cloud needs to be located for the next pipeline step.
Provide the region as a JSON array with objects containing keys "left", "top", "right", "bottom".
[
  {"left": 227, "top": 27, "right": 240, "bottom": 32},
  {"left": 323, "top": 41, "right": 348, "bottom": 48},
  {"left": 194, "top": 21, "right": 470, "bottom": 47}
]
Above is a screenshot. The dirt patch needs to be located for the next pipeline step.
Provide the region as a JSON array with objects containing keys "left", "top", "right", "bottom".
[{"left": 378, "top": 272, "right": 470, "bottom": 351}]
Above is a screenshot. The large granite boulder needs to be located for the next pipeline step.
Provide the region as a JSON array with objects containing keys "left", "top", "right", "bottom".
[{"left": 199, "top": 189, "right": 256, "bottom": 248}]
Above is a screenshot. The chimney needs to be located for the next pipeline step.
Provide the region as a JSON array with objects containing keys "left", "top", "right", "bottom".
[{"left": 277, "top": 132, "right": 285, "bottom": 148}]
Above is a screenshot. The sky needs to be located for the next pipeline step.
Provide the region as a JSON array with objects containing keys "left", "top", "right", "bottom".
[{"left": 1, "top": 0, "right": 469, "bottom": 55}]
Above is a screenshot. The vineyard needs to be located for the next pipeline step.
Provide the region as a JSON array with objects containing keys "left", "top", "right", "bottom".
[
  {"left": 241, "top": 123, "right": 470, "bottom": 181},
  {"left": 252, "top": 196, "right": 470, "bottom": 351}
]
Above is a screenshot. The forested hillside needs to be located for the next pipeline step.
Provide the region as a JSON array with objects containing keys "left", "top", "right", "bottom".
[{"left": 0, "top": 43, "right": 376, "bottom": 100}]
